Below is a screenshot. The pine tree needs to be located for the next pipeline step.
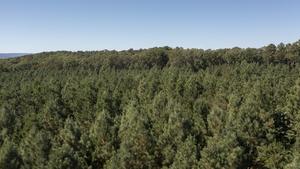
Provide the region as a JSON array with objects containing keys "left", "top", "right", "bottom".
[
  {"left": 0, "top": 139, "right": 22, "bottom": 169},
  {"left": 199, "top": 134, "right": 243, "bottom": 169},
  {"left": 19, "top": 126, "right": 51, "bottom": 169},
  {"left": 89, "top": 110, "right": 116, "bottom": 167},
  {"left": 118, "top": 101, "right": 154, "bottom": 169},
  {"left": 157, "top": 100, "right": 193, "bottom": 168},
  {"left": 47, "top": 118, "right": 88, "bottom": 169},
  {"left": 0, "top": 104, "right": 15, "bottom": 137},
  {"left": 283, "top": 79, "right": 300, "bottom": 168},
  {"left": 170, "top": 136, "right": 198, "bottom": 169}
]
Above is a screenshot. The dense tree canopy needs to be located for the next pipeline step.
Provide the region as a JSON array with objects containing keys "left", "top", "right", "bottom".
[{"left": 1, "top": 40, "right": 300, "bottom": 168}]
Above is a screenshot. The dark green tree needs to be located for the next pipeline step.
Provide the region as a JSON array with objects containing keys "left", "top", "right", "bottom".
[
  {"left": 118, "top": 101, "right": 154, "bottom": 169},
  {"left": 0, "top": 139, "right": 22, "bottom": 169},
  {"left": 89, "top": 110, "right": 116, "bottom": 168}
]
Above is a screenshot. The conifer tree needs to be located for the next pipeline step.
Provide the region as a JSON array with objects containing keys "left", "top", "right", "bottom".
[
  {"left": 118, "top": 101, "right": 154, "bottom": 169},
  {"left": 170, "top": 136, "right": 198, "bottom": 169},
  {"left": 283, "top": 79, "right": 300, "bottom": 168},
  {"left": 47, "top": 118, "right": 88, "bottom": 169},
  {"left": 0, "top": 139, "right": 22, "bottom": 169},
  {"left": 19, "top": 126, "right": 51, "bottom": 169},
  {"left": 199, "top": 134, "right": 243, "bottom": 169},
  {"left": 89, "top": 110, "right": 116, "bottom": 167}
]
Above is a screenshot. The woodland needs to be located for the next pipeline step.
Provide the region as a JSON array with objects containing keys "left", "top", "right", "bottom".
[{"left": 1, "top": 41, "right": 300, "bottom": 169}]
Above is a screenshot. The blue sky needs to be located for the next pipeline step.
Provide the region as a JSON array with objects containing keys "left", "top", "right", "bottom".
[{"left": 1, "top": 0, "right": 300, "bottom": 52}]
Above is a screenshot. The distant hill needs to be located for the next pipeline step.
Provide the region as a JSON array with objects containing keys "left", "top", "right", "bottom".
[{"left": 0, "top": 53, "right": 30, "bottom": 58}]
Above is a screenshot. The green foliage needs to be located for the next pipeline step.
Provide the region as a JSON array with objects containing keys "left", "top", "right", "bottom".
[
  {"left": 0, "top": 139, "right": 22, "bottom": 169},
  {"left": 200, "top": 134, "right": 243, "bottom": 169},
  {"left": 19, "top": 126, "right": 51, "bottom": 169},
  {"left": 89, "top": 110, "right": 116, "bottom": 167},
  {"left": 170, "top": 136, "right": 198, "bottom": 169},
  {"left": 0, "top": 41, "right": 300, "bottom": 168},
  {"left": 118, "top": 102, "right": 154, "bottom": 169}
]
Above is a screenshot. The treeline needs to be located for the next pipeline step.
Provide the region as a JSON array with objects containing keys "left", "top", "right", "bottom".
[
  {"left": 0, "top": 41, "right": 300, "bottom": 169},
  {"left": 1, "top": 41, "right": 300, "bottom": 72}
]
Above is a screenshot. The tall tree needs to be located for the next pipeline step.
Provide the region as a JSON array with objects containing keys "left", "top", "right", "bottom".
[
  {"left": 118, "top": 101, "right": 154, "bottom": 169},
  {"left": 89, "top": 110, "right": 117, "bottom": 168},
  {"left": 19, "top": 126, "right": 51, "bottom": 169}
]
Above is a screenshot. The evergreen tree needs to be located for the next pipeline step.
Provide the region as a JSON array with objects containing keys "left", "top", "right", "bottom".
[
  {"left": 47, "top": 118, "right": 88, "bottom": 169},
  {"left": 199, "top": 134, "right": 243, "bottom": 169},
  {"left": 0, "top": 139, "right": 22, "bottom": 169},
  {"left": 283, "top": 79, "right": 300, "bottom": 168},
  {"left": 118, "top": 101, "right": 154, "bottom": 169},
  {"left": 170, "top": 136, "right": 198, "bottom": 169},
  {"left": 89, "top": 110, "right": 116, "bottom": 167},
  {"left": 19, "top": 126, "right": 51, "bottom": 169}
]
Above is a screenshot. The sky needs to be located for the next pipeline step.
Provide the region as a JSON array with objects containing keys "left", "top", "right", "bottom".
[{"left": 0, "top": 0, "right": 300, "bottom": 53}]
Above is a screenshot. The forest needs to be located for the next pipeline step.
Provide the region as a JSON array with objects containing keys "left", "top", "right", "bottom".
[{"left": 1, "top": 40, "right": 300, "bottom": 169}]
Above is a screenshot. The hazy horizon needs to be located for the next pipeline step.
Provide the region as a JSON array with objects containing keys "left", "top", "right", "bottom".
[
  {"left": 1, "top": 38, "right": 298, "bottom": 54},
  {"left": 1, "top": 0, "right": 300, "bottom": 53}
]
